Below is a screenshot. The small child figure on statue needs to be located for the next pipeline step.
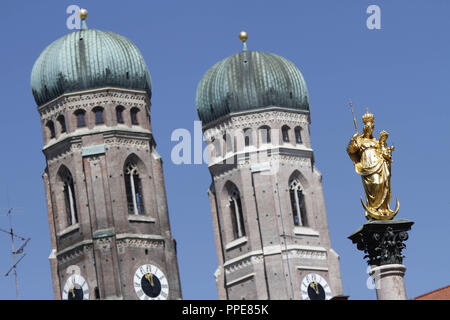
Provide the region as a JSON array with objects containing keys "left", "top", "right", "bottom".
[{"left": 378, "top": 130, "right": 394, "bottom": 164}]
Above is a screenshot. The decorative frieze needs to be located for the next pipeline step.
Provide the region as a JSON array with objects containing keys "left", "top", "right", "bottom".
[
  {"left": 45, "top": 135, "right": 149, "bottom": 164},
  {"left": 116, "top": 238, "right": 164, "bottom": 250},
  {"left": 204, "top": 109, "right": 309, "bottom": 138},
  {"left": 39, "top": 89, "right": 148, "bottom": 120},
  {"left": 231, "top": 110, "right": 308, "bottom": 129},
  {"left": 94, "top": 237, "right": 113, "bottom": 251},
  {"left": 225, "top": 255, "right": 263, "bottom": 275},
  {"left": 46, "top": 143, "right": 81, "bottom": 165},
  {"left": 211, "top": 155, "right": 311, "bottom": 181},
  {"left": 286, "top": 249, "right": 327, "bottom": 260},
  {"left": 270, "top": 155, "right": 311, "bottom": 167},
  {"left": 57, "top": 243, "right": 93, "bottom": 264},
  {"left": 104, "top": 137, "right": 149, "bottom": 150},
  {"left": 224, "top": 248, "right": 327, "bottom": 275}
]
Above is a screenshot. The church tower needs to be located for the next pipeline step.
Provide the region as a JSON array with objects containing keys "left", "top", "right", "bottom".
[
  {"left": 31, "top": 10, "right": 182, "bottom": 300},
  {"left": 196, "top": 32, "right": 343, "bottom": 300}
]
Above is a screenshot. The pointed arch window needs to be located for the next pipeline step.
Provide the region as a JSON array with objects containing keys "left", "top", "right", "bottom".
[
  {"left": 289, "top": 179, "right": 307, "bottom": 227},
  {"left": 282, "top": 125, "right": 290, "bottom": 143},
  {"left": 124, "top": 161, "right": 144, "bottom": 215},
  {"left": 74, "top": 110, "right": 86, "bottom": 128},
  {"left": 116, "top": 106, "right": 125, "bottom": 124},
  {"left": 93, "top": 107, "right": 104, "bottom": 125},
  {"left": 61, "top": 170, "right": 78, "bottom": 226},
  {"left": 57, "top": 115, "right": 66, "bottom": 133},
  {"left": 229, "top": 186, "right": 245, "bottom": 239},
  {"left": 295, "top": 127, "right": 302, "bottom": 144}
]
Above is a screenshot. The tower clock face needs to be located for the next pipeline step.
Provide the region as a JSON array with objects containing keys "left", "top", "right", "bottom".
[
  {"left": 62, "top": 274, "right": 89, "bottom": 300},
  {"left": 133, "top": 264, "right": 169, "bottom": 300},
  {"left": 301, "top": 273, "right": 332, "bottom": 300}
]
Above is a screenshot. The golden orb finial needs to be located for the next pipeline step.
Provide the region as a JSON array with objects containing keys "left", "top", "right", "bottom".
[
  {"left": 79, "top": 8, "right": 88, "bottom": 21},
  {"left": 239, "top": 31, "right": 248, "bottom": 42}
]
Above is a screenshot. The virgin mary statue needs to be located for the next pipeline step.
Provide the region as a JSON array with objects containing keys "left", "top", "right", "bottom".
[{"left": 347, "top": 109, "right": 399, "bottom": 220}]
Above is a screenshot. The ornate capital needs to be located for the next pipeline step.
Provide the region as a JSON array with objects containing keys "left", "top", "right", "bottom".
[{"left": 349, "top": 219, "right": 413, "bottom": 266}]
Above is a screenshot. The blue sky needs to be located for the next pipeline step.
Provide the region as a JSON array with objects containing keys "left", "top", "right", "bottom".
[{"left": 0, "top": 0, "right": 449, "bottom": 299}]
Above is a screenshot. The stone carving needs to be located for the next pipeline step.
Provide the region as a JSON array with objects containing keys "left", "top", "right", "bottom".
[
  {"left": 204, "top": 109, "right": 309, "bottom": 138},
  {"left": 104, "top": 137, "right": 149, "bottom": 150},
  {"left": 58, "top": 243, "right": 93, "bottom": 264},
  {"left": 225, "top": 255, "right": 264, "bottom": 275},
  {"left": 87, "top": 155, "right": 101, "bottom": 164},
  {"left": 211, "top": 155, "right": 311, "bottom": 181},
  {"left": 270, "top": 155, "right": 311, "bottom": 167},
  {"left": 46, "top": 136, "right": 149, "bottom": 164},
  {"left": 287, "top": 249, "right": 327, "bottom": 260},
  {"left": 224, "top": 249, "right": 326, "bottom": 275},
  {"left": 231, "top": 110, "right": 308, "bottom": 129},
  {"left": 46, "top": 142, "right": 82, "bottom": 164},
  {"left": 39, "top": 89, "right": 148, "bottom": 121},
  {"left": 349, "top": 219, "right": 413, "bottom": 266},
  {"left": 116, "top": 238, "right": 164, "bottom": 250},
  {"left": 94, "top": 237, "right": 112, "bottom": 251}
]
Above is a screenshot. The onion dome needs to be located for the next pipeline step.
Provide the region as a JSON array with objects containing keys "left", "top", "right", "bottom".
[
  {"left": 31, "top": 10, "right": 151, "bottom": 106},
  {"left": 196, "top": 31, "right": 309, "bottom": 125}
]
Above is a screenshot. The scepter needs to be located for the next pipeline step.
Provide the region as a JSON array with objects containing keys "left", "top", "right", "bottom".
[{"left": 349, "top": 100, "right": 359, "bottom": 134}]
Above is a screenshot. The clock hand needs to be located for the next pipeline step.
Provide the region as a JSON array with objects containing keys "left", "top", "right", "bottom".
[
  {"left": 145, "top": 273, "right": 154, "bottom": 287},
  {"left": 310, "top": 282, "right": 319, "bottom": 295}
]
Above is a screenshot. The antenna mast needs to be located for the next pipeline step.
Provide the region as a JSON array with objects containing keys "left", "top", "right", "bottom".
[{"left": 1, "top": 208, "right": 31, "bottom": 299}]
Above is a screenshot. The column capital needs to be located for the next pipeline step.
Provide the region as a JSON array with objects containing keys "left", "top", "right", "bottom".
[{"left": 349, "top": 219, "right": 414, "bottom": 266}]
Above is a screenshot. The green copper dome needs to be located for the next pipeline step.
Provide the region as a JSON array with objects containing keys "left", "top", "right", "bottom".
[
  {"left": 196, "top": 50, "right": 309, "bottom": 125},
  {"left": 31, "top": 26, "right": 151, "bottom": 106}
]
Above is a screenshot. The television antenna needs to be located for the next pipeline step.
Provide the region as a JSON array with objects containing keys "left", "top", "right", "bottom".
[{"left": 0, "top": 208, "right": 31, "bottom": 299}]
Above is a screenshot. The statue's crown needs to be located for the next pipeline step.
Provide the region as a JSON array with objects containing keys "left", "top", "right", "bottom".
[{"left": 362, "top": 108, "right": 374, "bottom": 124}]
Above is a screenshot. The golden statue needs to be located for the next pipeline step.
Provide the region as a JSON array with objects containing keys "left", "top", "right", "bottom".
[{"left": 347, "top": 104, "right": 399, "bottom": 220}]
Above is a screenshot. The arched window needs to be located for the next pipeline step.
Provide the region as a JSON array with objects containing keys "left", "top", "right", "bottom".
[
  {"left": 289, "top": 179, "right": 307, "bottom": 227},
  {"left": 130, "top": 108, "right": 139, "bottom": 125},
  {"left": 46, "top": 121, "right": 56, "bottom": 139},
  {"left": 282, "top": 125, "right": 290, "bottom": 143},
  {"left": 60, "top": 169, "right": 78, "bottom": 226},
  {"left": 223, "top": 133, "right": 233, "bottom": 154},
  {"left": 259, "top": 126, "right": 271, "bottom": 145},
  {"left": 93, "top": 107, "right": 104, "bottom": 125},
  {"left": 229, "top": 185, "right": 245, "bottom": 239},
  {"left": 244, "top": 128, "right": 252, "bottom": 147},
  {"left": 57, "top": 115, "right": 66, "bottom": 133},
  {"left": 124, "top": 161, "right": 144, "bottom": 215},
  {"left": 74, "top": 110, "right": 86, "bottom": 128},
  {"left": 116, "top": 106, "right": 125, "bottom": 124},
  {"left": 212, "top": 137, "right": 221, "bottom": 158},
  {"left": 295, "top": 127, "right": 302, "bottom": 144}
]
